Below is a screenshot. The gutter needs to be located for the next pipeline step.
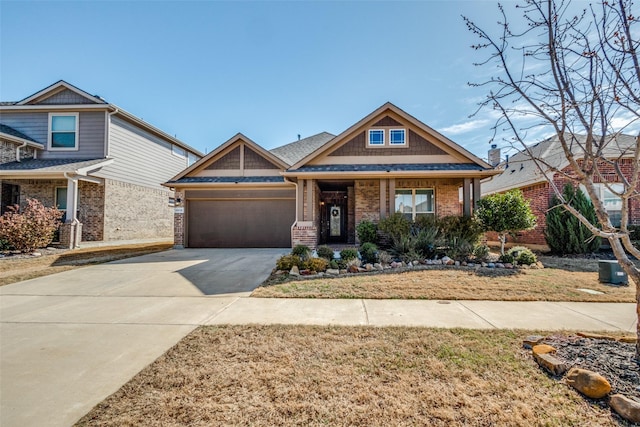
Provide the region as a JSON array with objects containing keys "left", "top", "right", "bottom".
[{"left": 15, "top": 140, "right": 27, "bottom": 162}]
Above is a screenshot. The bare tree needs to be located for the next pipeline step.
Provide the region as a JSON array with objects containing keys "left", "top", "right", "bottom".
[{"left": 464, "top": 0, "right": 640, "bottom": 358}]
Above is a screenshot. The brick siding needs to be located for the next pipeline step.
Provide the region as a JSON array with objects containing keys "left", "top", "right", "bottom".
[
  {"left": 103, "top": 179, "right": 173, "bottom": 240},
  {"left": 355, "top": 180, "right": 380, "bottom": 224},
  {"left": 0, "top": 141, "right": 35, "bottom": 164},
  {"left": 292, "top": 222, "right": 318, "bottom": 249},
  {"left": 173, "top": 190, "right": 185, "bottom": 247},
  {"left": 78, "top": 181, "right": 104, "bottom": 241}
]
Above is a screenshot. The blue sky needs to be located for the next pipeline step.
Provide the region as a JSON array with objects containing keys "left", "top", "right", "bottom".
[{"left": 0, "top": 0, "right": 612, "bottom": 159}]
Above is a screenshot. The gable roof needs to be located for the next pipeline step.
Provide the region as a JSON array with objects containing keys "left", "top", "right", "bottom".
[
  {"left": 288, "top": 102, "right": 493, "bottom": 171},
  {"left": 482, "top": 133, "right": 638, "bottom": 194},
  {"left": 0, "top": 158, "right": 114, "bottom": 178},
  {"left": 17, "top": 80, "right": 107, "bottom": 105},
  {"left": 165, "top": 133, "right": 289, "bottom": 184},
  {"left": 270, "top": 132, "right": 336, "bottom": 166}
]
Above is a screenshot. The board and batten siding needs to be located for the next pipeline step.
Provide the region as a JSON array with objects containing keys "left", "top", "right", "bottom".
[
  {"left": 0, "top": 111, "right": 106, "bottom": 159},
  {"left": 96, "top": 116, "right": 189, "bottom": 190}
]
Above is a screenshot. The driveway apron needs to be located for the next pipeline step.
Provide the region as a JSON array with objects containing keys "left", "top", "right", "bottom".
[{"left": 0, "top": 248, "right": 287, "bottom": 427}]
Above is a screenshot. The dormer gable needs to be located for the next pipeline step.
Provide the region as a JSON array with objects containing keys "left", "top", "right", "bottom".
[
  {"left": 289, "top": 102, "right": 492, "bottom": 170},
  {"left": 168, "top": 133, "right": 288, "bottom": 182},
  {"left": 17, "top": 80, "right": 107, "bottom": 106}
]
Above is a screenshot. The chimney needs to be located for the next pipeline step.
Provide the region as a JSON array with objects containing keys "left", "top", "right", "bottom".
[
  {"left": 297, "top": 134, "right": 301, "bottom": 141},
  {"left": 488, "top": 144, "right": 501, "bottom": 167}
]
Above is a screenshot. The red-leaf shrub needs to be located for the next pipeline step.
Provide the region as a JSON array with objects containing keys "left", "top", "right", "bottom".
[{"left": 0, "top": 198, "right": 63, "bottom": 252}]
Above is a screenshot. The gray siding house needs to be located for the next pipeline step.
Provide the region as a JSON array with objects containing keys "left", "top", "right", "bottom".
[{"left": 0, "top": 80, "right": 202, "bottom": 248}]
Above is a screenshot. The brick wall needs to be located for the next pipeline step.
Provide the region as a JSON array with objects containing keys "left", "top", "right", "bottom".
[
  {"left": 355, "top": 180, "right": 380, "bottom": 224},
  {"left": 292, "top": 222, "right": 318, "bottom": 249},
  {"left": 0, "top": 141, "right": 35, "bottom": 164},
  {"left": 103, "top": 179, "right": 173, "bottom": 240},
  {"left": 173, "top": 190, "right": 185, "bottom": 247},
  {"left": 78, "top": 181, "right": 104, "bottom": 241}
]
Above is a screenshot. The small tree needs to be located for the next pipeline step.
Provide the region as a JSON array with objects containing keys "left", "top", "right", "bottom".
[
  {"left": 476, "top": 190, "right": 537, "bottom": 255},
  {"left": 546, "top": 184, "right": 601, "bottom": 254},
  {"left": 0, "top": 198, "right": 63, "bottom": 252}
]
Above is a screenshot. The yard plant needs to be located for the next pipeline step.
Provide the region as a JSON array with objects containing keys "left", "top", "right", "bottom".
[{"left": 0, "top": 198, "right": 63, "bottom": 252}]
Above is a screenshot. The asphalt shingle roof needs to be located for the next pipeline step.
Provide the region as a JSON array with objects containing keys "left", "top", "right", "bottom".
[
  {"left": 0, "top": 124, "right": 41, "bottom": 144},
  {"left": 167, "top": 176, "right": 286, "bottom": 184},
  {"left": 0, "top": 158, "right": 109, "bottom": 172},
  {"left": 482, "top": 133, "right": 638, "bottom": 195},
  {"left": 293, "top": 163, "right": 490, "bottom": 173},
  {"left": 270, "top": 132, "right": 335, "bottom": 166}
]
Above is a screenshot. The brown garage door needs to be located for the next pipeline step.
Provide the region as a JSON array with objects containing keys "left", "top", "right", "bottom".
[{"left": 187, "top": 198, "right": 295, "bottom": 248}]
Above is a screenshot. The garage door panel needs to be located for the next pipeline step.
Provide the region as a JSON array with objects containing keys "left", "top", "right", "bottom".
[{"left": 187, "top": 199, "right": 295, "bottom": 248}]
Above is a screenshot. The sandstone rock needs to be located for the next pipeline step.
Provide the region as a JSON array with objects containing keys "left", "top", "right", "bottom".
[
  {"left": 532, "top": 344, "right": 556, "bottom": 356},
  {"left": 577, "top": 332, "right": 617, "bottom": 341},
  {"left": 365, "top": 263, "right": 373, "bottom": 271},
  {"left": 357, "top": 267, "right": 367, "bottom": 273},
  {"left": 339, "top": 269, "right": 347, "bottom": 275},
  {"left": 534, "top": 352, "right": 568, "bottom": 376},
  {"left": 535, "top": 261, "right": 545, "bottom": 269},
  {"left": 289, "top": 266, "right": 300, "bottom": 277},
  {"left": 373, "top": 263, "right": 383, "bottom": 271},
  {"left": 522, "top": 335, "right": 545, "bottom": 349},
  {"left": 326, "top": 268, "right": 339, "bottom": 276},
  {"left": 566, "top": 368, "right": 611, "bottom": 399},
  {"left": 618, "top": 336, "right": 638, "bottom": 344},
  {"left": 274, "top": 270, "right": 285, "bottom": 275},
  {"left": 348, "top": 265, "right": 359, "bottom": 273},
  {"left": 609, "top": 394, "right": 640, "bottom": 424}
]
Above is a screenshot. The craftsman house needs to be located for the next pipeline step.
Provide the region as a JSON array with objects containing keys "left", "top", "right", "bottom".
[
  {"left": 482, "top": 133, "right": 639, "bottom": 246},
  {"left": 166, "top": 103, "right": 499, "bottom": 248},
  {"left": 0, "top": 80, "right": 202, "bottom": 248}
]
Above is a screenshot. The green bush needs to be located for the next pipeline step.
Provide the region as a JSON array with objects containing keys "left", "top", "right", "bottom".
[
  {"left": 0, "top": 238, "right": 13, "bottom": 251},
  {"left": 356, "top": 220, "right": 378, "bottom": 244},
  {"left": 329, "top": 260, "right": 339, "bottom": 270},
  {"left": 276, "top": 255, "right": 302, "bottom": 271},
  {"left": 377, "top": 250, "right": 392, "bottom": 265},
  {"left": 507, "top": 246, "right": 537, "bottom": 265},
  {"left": 304, "top": 257, "right": 329, "bottom": 273},
  {"left": 316, "top": 245, "right": 335, "bottom": 261},
  {"left": 498, "top": 253, "right": 515, "bottom": 264},
  {"left": 390, "top": 235, "right": 422, "bottom": 263},
  {"left": 439, "top": 216, "right": 484, "bottom": 245},
  {"left": 292, "top": 244, "right": 311, "bottom": 260},
  {"left": 545, "top": 184, "right": 601, "bottom": 255},
  {"left": 630, "top": 225, "right": 640, "bottom": 250},
  {"left": 472, "top": 244, "right": 490, "bottom": 261},
  {"left": 445, "top": 238, "right": 475, "bottom": 261},
  {"left": 339, "top": 248, "right": 358, "bottom": 261},
  {"left": 414, "top": 228, "right": 439, "bottom": 259},
  {"left": 378, "top": 212, "right": 411, "bottom": 241},
  {"left": 359, "top": 242, "right": 378, "bottom": 264},
  {"left": 0, "top": 198, "right": 63, "bottom": 252}
]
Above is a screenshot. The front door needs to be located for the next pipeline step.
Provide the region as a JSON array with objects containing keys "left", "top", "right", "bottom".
[{"left": 321, "top": 196, "right": 347, "bottom": 243}]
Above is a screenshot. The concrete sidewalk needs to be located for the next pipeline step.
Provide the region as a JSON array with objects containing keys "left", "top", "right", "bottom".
[{"left": 0, "top": 248, "right": 636, "bottom": 427}]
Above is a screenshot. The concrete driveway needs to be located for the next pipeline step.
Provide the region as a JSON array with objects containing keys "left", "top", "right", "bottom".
[
  {"left": 1, "top": 248, "right": 636, "bottom": 427},
  {"left": 0, "top": 248, "right": 287, "bottom": 427}
]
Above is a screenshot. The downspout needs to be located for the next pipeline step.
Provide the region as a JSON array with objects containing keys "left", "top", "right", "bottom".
[
  {"left": 284, "top": 176, "right": 299, "bottom": 225},
  {"left": 15, "top": 141, "right": 27, "bottom": 162},
  {"left": 106, "top": 107, "right": 119, "bottom": 158},
  {"left": 63, "top": 172, "right": 80, "bottom": 226}
]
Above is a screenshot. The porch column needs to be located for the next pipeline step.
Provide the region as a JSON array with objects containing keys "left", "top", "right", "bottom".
[
  {"left": 297, "top": 179, "right": 304, "bottom": 222},
  {"left": 60, "top": 175, "right": 82, "bottom": 249},
  {"left": 306, "top": 179, "right": 314, "bottom": 221},
  {"left": 388, "top": 178, "right": 395, "bottom": 215},
  {"left": 472, "top": 178, "right": 481, "bottom": 212},
  {"left": 463, "top": 178, "right": 471, "bottom": 217},
  {"left": 379, "top": 179, "right": 387, "bottom": 219}
]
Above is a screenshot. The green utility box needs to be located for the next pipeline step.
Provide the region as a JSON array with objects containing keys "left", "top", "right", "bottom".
[{"left": 598, "top": 260, "right": 628, "bottom": 285}]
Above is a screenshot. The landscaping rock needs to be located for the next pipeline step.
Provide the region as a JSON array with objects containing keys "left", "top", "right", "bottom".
[
  {"left": 609, "top": 394, "right": 640, "bottom": 424},
  {"left": 289, "top": 266, "right": 300, "bottom": 277},
  {"left": 348, "top": 265, "right": 359, "bottom": 273},
  {"left": 339, "top": 269, "right": 347, "bottom": 275},
  {"left": 454, "top": 261, "right": 460, "bottom": 266},
  {"left": 504, "top": 263, "right": 513, "bottom": 269},
  {"left": 365, "top": 263, "right": 373, "bottom": 271},
  {"left": 487, "top": 262, "right": 495, "bottom": 268},
  {"left": 577, "top": 332, "right": 617, "bottom": 341},
  {"left": 566, "top": 368, "right": 611, "bottom": 399},
  {"left": 618, "top": 336, "right": 638, "bottom": 344},
  {"left": 412, "top": 260, "right": 420, "bottom": 266},
  {"left": 532, "top": 344, "right": 556, "bottom": 356},
  {"left": 326, "top": 268, "right": 339, "bottom": 276},
  {"left": 373, "top": 263, "right": 383, "bottom": 271},
  {"left": 535, "top": 261, "right": 545, "bottom": 269},
  {"left": 534, "top": 352, "right": 568, "bottom": 376},
  {"left": 467, "top": 262, "right": 475, "bottom": 268},
  {"left": 481, "top": 262, "right": 488, "bottom": 267},
  {"left": 522, "top": 335, "right": 545, "bottom": 349},
  {"left": 496, "top": 263, "right": 504, "bottom": 269},
  {"left": 31, "top": 252, "right": 42, "bottom": 257}
]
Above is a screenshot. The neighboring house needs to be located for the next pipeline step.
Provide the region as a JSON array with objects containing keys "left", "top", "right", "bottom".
[
  {"left": 0, "top": 81, "right": 202, "bottom": 248},
  {"left": 481, "top": 133, "right": 639, "bottom": 246},
  {"left": 165, "top": 103, "right": 499, "bottom": 248}
]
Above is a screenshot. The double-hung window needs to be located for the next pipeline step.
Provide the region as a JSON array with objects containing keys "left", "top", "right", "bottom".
[
  {"left": 49, "top": 113, "right": 79, "bottom": 150},
  {"left": 368, "top": 129, "right": 385, "bottom": 146},
  {"left": 395, "top": 189, "right": 434, "bottom": 220},
  {"left": 582, "top": 183, "right": 624, "bottom": 227}
]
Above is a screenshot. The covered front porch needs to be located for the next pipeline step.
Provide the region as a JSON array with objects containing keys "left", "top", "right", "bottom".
[
  {"left": 291, "top": 176, "right": 483, "bottom": 249},
  {"left": 0, "top": 158, "right": 113, "bottom": 248}
]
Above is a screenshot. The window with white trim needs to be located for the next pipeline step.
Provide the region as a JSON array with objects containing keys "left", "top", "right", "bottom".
[
  {"left": 395, "top": 188, "right": 434, "bottom": 220},
  {"left": 172, "top": 145, "right": 186, "bottom": 158},
  {"left": 389, "top": 129, "right": 406, "bottom": 145},
  {"left": 581, "top": 183, "right": 624, "bottom": 227},
  {"left": 49, "top": 113, "right": 79, "bottom": 150},
  {"left": 368, "top": 129, "right": 385, "bottom": 146}
]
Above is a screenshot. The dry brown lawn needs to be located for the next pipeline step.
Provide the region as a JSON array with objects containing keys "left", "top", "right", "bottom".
[
  {"left": 0, "top": 242, "right": 172, "bottom": 286},
  {"left": 252, "top": 265, "right": 636, "bottom": 302},
  {"left": 75, "top": 325, "right": 625, "bottom": 427}
]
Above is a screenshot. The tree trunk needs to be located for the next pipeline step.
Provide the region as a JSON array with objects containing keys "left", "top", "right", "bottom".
[{"left": 499, "top": 234, "right": 506, "bottom": 255}]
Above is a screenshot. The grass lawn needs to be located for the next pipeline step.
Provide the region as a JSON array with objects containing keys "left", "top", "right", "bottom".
[
  {"left": 252, "top": 264, "right": 636, "bottom": 302},
  {"left": 0, "top": 242, "right": 173, "bottom": 286},
  {"left": 75, "top": 325, "right": 624, "bottom": 427}
]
